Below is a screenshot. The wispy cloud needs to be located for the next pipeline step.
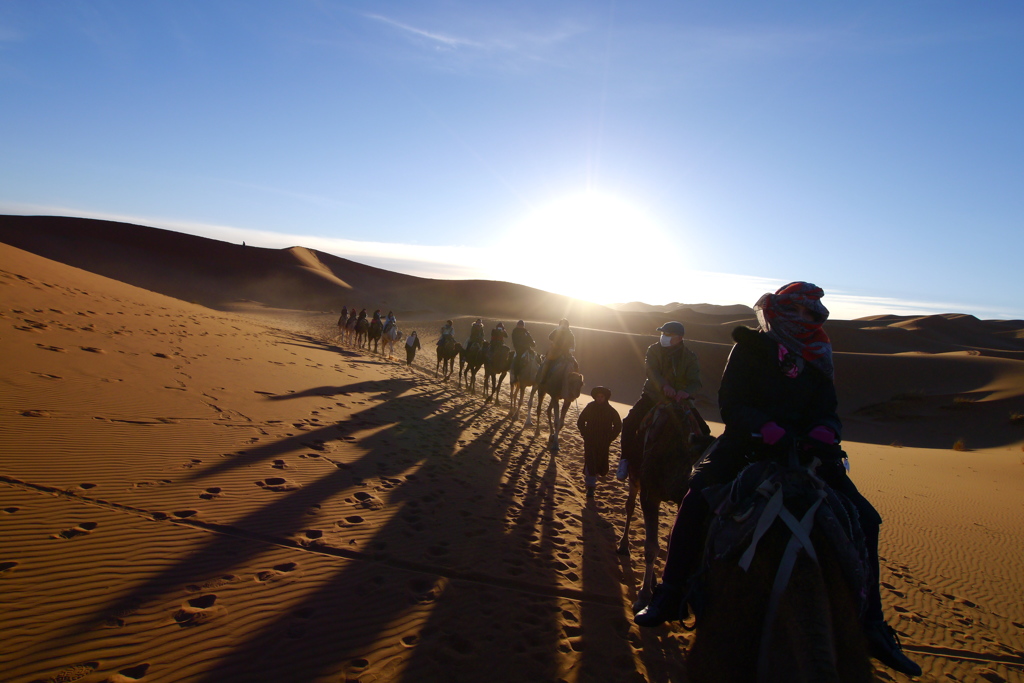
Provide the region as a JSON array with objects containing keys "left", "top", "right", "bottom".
[{"left": 363, "top": 13, "right": 481, "bottom": 50}]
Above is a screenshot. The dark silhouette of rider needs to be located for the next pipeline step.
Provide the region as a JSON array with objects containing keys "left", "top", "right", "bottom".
[
  {"left": 633, "top": 282, "right": 921, "bottom": 677},
  {"left": 536, "top": 318, "right": 575, "bottom": 384},
  {"left": 437, "top": 319, "right": 454, "bottom": 347},
  {"left": 511, "top": 320, "right": 535, "bottom": 356},
  {"left": 619, "top": 321, "right": 710, "bottom": 478},
  {"left": 467, "top": 318, "right": 485, "bottom": 348},
  {"left": 490, "top": 322, "right": 508, "bottom": 348}
]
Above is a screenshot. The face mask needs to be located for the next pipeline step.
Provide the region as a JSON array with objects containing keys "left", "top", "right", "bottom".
[{"left": 659, "top": 334, "right": 673, "bottom": 347}]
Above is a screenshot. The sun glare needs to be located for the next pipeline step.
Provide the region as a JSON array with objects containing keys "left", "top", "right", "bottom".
[{"left": 494, "top": 191, "right": 677, "bottom": 304}]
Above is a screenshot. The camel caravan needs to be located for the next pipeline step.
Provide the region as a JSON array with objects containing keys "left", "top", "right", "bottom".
[{"left": 330, "top": 283, "right": 921, "bottom": 680}]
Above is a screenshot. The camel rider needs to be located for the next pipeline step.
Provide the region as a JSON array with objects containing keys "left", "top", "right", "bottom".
[
  {"left": 632, "top": 282, "right": 921, "bottom": 677},
  {"left": 437, "top": 320, "right": 455, "bottom": 347},
  {"left": 511, "top": 320, "right": 535, "bottom": 357},
  {"left": 619, "top": 322, "right": 710, "bottom": 475},
  {"left": 467, "top": 318, "right": 485, "bottom": 348},
  {"left": 490, "top": 322, "right": 508, "bottom": 348},
  {"left": 536, "top": 318, "right": 576, "bottom": 384},
  {"left": 371, "top": 309, "right": 382, "bottom": 324},
  {"left": 357, "top": 309, "right": 367, "bottom": 320},
  {"left": 338, "top": 306, "right": 348, "bottom": 326},
  {"left": 385, "top": 310, "right": 397, "bottom": 330}
]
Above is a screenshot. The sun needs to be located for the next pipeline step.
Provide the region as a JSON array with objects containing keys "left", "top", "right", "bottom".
[{"left": 494, "top": 191, "right": 677, "bottom": 304}]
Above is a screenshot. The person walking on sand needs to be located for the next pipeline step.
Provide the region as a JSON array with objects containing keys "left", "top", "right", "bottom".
[
  {"left": 576, "top": 386, "right": 622, "bottom": 499},
  {"left": 405, "top": 331, "right": 421, "bottom": 365},
  {"left": 632, "top": 282, "right": 921, "bottom": 677}
]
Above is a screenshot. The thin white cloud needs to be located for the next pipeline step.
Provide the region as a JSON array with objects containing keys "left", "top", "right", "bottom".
[{"left": 363, "top": 13, "right": 481, "bottom": 50}]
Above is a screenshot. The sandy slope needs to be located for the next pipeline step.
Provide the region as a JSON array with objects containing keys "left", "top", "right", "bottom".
[{"left": 2, "top": 234, "right": 1024, "bottom": 682}]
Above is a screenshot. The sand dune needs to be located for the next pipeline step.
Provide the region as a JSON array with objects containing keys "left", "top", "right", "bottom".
[{"left": 2, "top": 220, "right": 1024, "bottom": 682}]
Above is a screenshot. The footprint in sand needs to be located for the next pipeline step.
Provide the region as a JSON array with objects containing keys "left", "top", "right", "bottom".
[
  {"left": 0, "top": 561, "right": 19, "bottom": 573},
  {"left": 54, "top": 522, "right": 99, "bottom": 539},
  {"left": 78, "top": 483, "right": 97, "bottom": 490},
  {"left": 186, "top": 575, "right": 239, "bottom": 593},
  {"left": 337, "top": 515, "right": 365, "bottom": 527},
  {"left": 255, "top": 562, "right": 298, "bottom": 583},
  {"left": 21, "top": 410, "right": 50, "bottom": 417},
  {"left": 30, "top": 372, "right": 63, "bottom": 380},
  {"left": 35, "top": 343, "right": 66, "bottom": 352},
  {"left": 173, "top": 510, "right": 198, "bottom": 519},
  {"left": 173, "top": 594, "right": 225, "bottom": 627},
  {"left": 79, "top": 346, "right": 105, "bottom": 353},
  {"left": 110, "top": 663, "right": 151, "bottom": 681},
  {"left": 198, "top": 487, "right": 222, "bottom": 500},
  {"left": 349, "top": 491, "right": 384, "bottom": 510},
  {"left": 3, "top": 507, "right": 19, "bottom": 514},
  {"left": 255, "top": 477, "right": 301, "bottom": 492},
  {"left": 134, "top": 480, "right": 173, "bottom": 488},
  {"left": 271, "top": 459, "right": 289, "bottom": 470}
]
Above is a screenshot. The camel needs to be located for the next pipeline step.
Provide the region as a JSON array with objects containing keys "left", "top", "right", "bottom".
[
  {"left": 342, "top": 312, "right": 359, "bottom": 345},
  {"left": 435, "top": 337, "right": 462, "bottom": 381},
  {"left": 354, "top": 316, "right": 369, "bottom": 348},
  {"left": 687, "top": 458, "right": 873, "bottom": 682},
  {"left": 507, "top": 349, "right": 540, "bottom": 420},
  {"left": 616, "top": 401, "right": 707, "bottom": 612},
  {"left": 336, "top": 309, "right": 348, "bottom": 340},
  {"left": 368, "top": 317, "right": 383, "bottom": 354},
  {"left": 382, "top": 321, "right": 402, "bottom": 360},
  {"left": 529, "top": 357, "right": 583, "bottom": 452},
  {"left": 459, "top": 341, "right": 486, "bottom": 394},
  {"left": 482, "top": 344, "right": 513, "bottom": 405}
]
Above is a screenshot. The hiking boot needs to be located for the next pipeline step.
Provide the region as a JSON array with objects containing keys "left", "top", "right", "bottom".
[
  {"left": 633, "top": 583, "right": 683, "bottom": 627},
  {"left": 864, "top": 619, "right": 922, "bottom": 677}
]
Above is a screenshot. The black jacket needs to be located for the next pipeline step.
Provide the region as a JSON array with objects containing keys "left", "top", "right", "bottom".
[
  {"left": 511, "top": 327, "right": 535, "bottom": 354},
  {"left": 719, "top": 326, "right": 841, "bottom": 441}
]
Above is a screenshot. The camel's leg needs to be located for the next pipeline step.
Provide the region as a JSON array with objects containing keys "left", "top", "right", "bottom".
[
  {"left": 634, "top": 494, "right": 661, "bottom": 613},
  {"left": 546, "top": 398, "right": 558, "bottom": 450},
  {"left": 506, "top": 383, "right": 518, "bottom": 418},
  {"left": 532, "top": 391, "right": 545, "bottom": 433},
  {"left": 524, "top": 387, "right": 537, "bottom": 428},
  {"left": 617, "top": 479, "right": 640, "bottom": 555},
  {"left": 494, "top": 372, "right": 507, "bottom": 406}
]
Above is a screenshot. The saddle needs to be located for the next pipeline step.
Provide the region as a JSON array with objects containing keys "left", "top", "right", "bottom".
[{"left": 692, "top": 458, "right": 870, "bottom": 625}]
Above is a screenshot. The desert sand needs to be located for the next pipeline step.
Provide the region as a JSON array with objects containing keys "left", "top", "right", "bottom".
[{"left": 2, "top": 216, "right": 1024, "bottom": 682}]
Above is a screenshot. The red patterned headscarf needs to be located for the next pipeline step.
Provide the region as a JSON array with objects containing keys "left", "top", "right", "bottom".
[{"left": 754, "top": 281, "right": 834, "bottom": 379}]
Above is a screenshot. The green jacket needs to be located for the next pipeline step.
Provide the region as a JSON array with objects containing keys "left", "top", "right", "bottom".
[{"left": 642, "top": 341, "right": 702, "bottom": 402}]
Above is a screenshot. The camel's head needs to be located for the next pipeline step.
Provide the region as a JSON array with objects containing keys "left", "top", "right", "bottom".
[{"left": 566, "top": 372, "right": 584, "bottom": 399}]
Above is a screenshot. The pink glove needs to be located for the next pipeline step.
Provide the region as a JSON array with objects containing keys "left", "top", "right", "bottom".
[
  {"left": 808, "top": 426, "right": 836, "bottom": 444},
  {"left": 760, "top": 421, "right": 786, "bottom": 445}
]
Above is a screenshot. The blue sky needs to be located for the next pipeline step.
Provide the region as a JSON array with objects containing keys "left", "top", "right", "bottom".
[{"left": 2, "top": 1, "right": 1022, "bottom": 320}]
